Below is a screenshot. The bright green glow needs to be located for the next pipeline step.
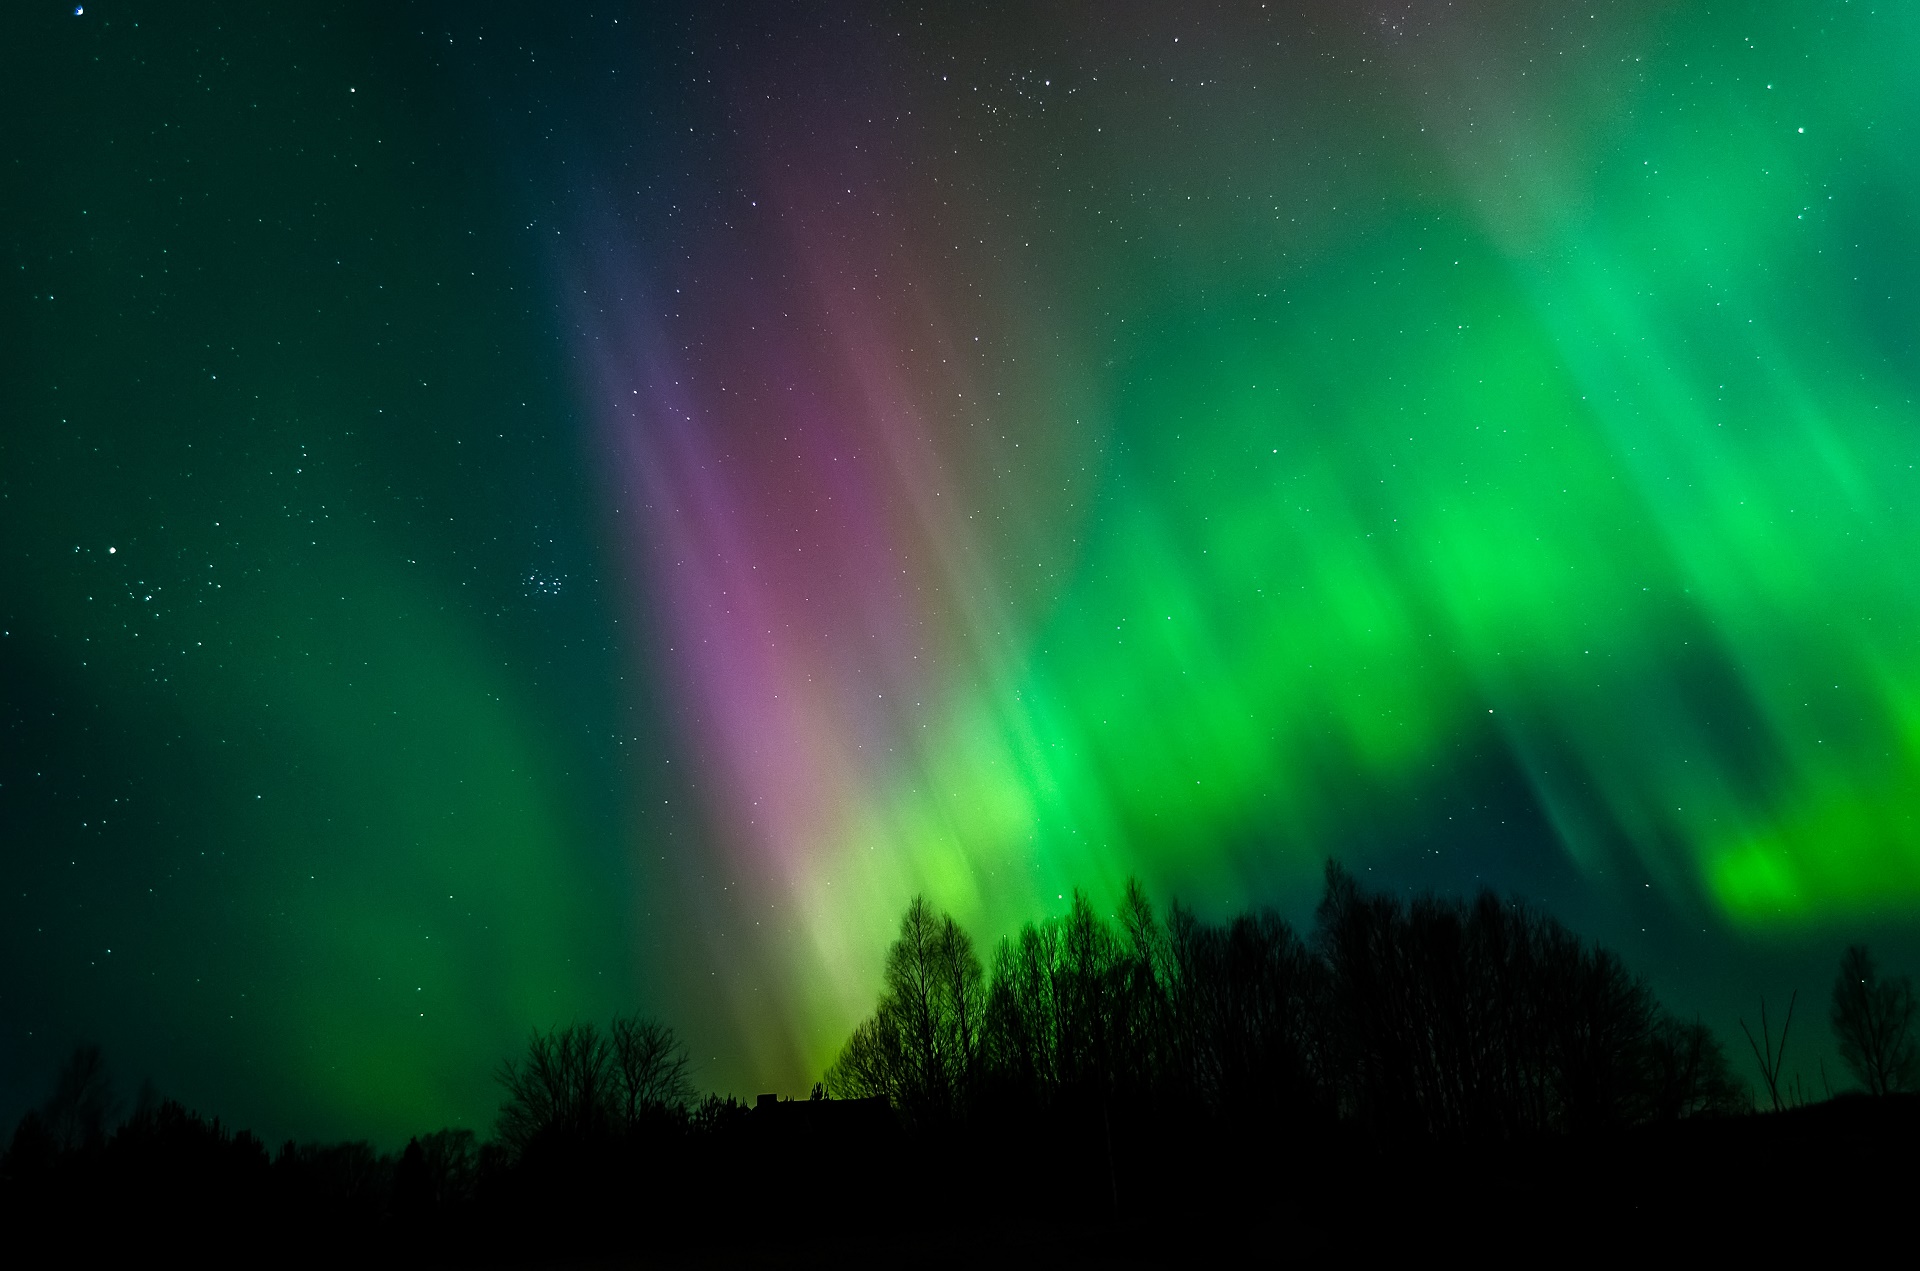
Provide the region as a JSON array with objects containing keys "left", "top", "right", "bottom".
[
  {"left": 217, "top": 539, "right": 608, "bottom": 1132},
  {"left": 761, "top": 2, "right": 1920, "bottom": 1057},
  {"left": 14, "top": 1, "right": 1920, "bottom": 1130},
  {"left": 2, "top": 7, "right": 638, "bottom": 1140},
  {"left": 37, "top": 511, "right": 622, "bottom": 1137}
]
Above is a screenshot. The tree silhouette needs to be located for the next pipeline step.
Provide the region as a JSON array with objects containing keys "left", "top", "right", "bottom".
[
  {"left": 1828, "top": 945, "right": 1919, "bottom": 1096},
  {"left": 826, "top": 1009, "right": 910, "bottom": 1108},
  {"left": 1644, "top": 1014, "right": 1745, "bottom": 1120},
  {"left": 934, "top": 911, "right": 985, "bottom": 1107},
  {"left": 38, "top": 1043, "right": 117, "bottom": 1153},
  {"left": 975, "top": 888, "right": 1156, "bottom": 1116},
  {"left": 1166, "top": 899, "right": 1325, "bottom": 1123},
  {"left": 495, "top": 1015, "right": 694, "bottom": 1155},
  {"left": 829, "top": 864, "right": 1722, "bottom": 1147},
  {"left": 414, "top": 1128, "right": 479, "bottom": 1206},
  {"left": 981, "top": 916, "right": 1063, "bottom": 1109},
  {"left": 495, "top": 1022, "right": 617, "bottom": 1153},
  {"left": 14, "top": 867, "right": 1920, "bottom": 1258},
  {"left": 1739, "top": 992, "right": 1796, "bottom": 1113},
  {"left": 1116, "top": 879, "right": 1173, "bottom": 1100},
  {"left": 1308, "top": 862, "right": 1667, "bottom": 1137},
  {"left": 609, "top": 1015, "right": 695, "bottom": 1130},
  {"left": 825, "top": 896, "right": 981, "bottom": 1121}
]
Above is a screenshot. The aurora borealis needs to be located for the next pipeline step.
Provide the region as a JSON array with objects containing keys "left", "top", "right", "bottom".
[{"left": 5, "top": 1, "right": 1920, "bottom": 1142}]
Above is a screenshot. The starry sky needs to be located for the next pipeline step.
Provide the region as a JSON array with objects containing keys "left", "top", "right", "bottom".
[{"left": 5, "top": 1, "right": 1919, "bottom": 1143}]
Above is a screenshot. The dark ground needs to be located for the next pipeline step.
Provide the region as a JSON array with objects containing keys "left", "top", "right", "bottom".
[{"left": 4, "top": 1093, "right": 1913, "bottom": 1264}]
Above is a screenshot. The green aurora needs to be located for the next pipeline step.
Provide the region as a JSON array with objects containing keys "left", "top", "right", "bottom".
[{"left": 4, "top": 1, "right": 1919, "bottom": 1140}]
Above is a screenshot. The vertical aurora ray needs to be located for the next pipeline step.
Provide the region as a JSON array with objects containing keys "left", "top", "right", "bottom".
[
  {"left": 575, "top": 1, "right": 1920, "bottom": 1077},
  {"left": 576, "top": 93, "right": 1102, "bottom": 1065},
  {"left": 1406, "top": 0, "right": 1920, "bottom": 918}
]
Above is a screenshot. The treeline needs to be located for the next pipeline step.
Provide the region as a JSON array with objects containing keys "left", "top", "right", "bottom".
[
  {"left": 4, "top": 865, "right": 1917, "bottom": 1256},
  {"left": 827, "top": 862, "right": 1916, "bottom": 1135},
  {"left": 1, "top": 1045, "right": 485, "bottom": 1235}
]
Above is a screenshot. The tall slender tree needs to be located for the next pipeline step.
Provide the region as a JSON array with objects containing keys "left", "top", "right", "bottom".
[{"left": 826, "top": 896, "right": 982, "bottom": 1121}]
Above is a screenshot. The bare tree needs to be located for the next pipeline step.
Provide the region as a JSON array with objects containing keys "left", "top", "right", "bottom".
[
  {"left": 934, "top": 913, "right": 984, "bottom": 1104},
  {"left": 981, "top": 919, "right": 1063, "bottom": 1106},
  {"left": 1055, "top": 891, "right": 1122, "bottom": 1097},
  {"left": 827, "top": 866, "right": 1774, "bottom": 1146},
  {"left": 608, "top": 1015, "right": 694, "bottom": 1128},
  {"left": 887, "top": 896, "right": 951, "bottom": 1112},
  {"left": 495, "top": 1023, "right": 615, "bottom": 1153},
  {"left": 1645, "top": 1014, "right": 1745, "bottom": 1120},
  {"left": 40, "top": 1044, "right": 118, "bottom": 1153},
  {"left": 825, "top": 896, "right": 980, "bottom": 1120},
  {"left": 1740, "top": 992, "right": 1796, "bottom": 1113},
  {"left": 1115, "top": 878, "right": 1172, "bottom": 1098},
  {"left": 824, "top": 1012, "right": 907, "bottom": 1104},
  {"left": 1829, "top": 945, "right": 1919, "bottom": 1096}
]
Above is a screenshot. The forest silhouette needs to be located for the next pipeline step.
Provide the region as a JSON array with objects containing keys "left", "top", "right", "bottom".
[{"left": 5, "top": 863, "right": 1916, "bottom": 1260}]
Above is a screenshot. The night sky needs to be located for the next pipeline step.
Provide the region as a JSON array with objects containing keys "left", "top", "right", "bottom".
[{"left": 5, "top": 1, "right": 1918, "bottom": 1144}]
